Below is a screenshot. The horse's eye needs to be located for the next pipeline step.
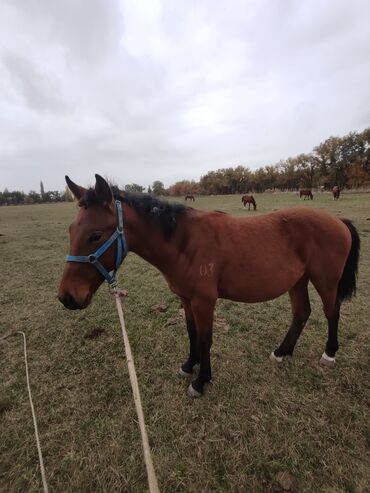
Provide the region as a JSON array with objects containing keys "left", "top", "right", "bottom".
[{"left": 89, "top": 233, "right": 102, "bottom": 243}]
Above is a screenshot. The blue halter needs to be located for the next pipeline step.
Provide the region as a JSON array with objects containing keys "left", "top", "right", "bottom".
[{"left": 66, "top": 200, "right": 127, "bottom": 286}]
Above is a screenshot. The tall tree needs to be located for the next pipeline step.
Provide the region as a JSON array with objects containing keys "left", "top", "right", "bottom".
[
  {"left": 360, "top": 127, "right": 370, "bottom": 173},
  {"left": 168, "top": 180, "right": 199, "bottom": 196},
  {"left": 295, "top": 153, "right": 319, "bottom": 188},
  {"left": 152, "top": 181, "right": 166, "bottom": 196},
  {"left": 314, "top": 136, "right": 347, "bottom": 187}
]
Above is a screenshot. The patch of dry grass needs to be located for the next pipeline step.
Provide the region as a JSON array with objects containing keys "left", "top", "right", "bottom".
[{"left": 1, "top": 194, "right": 369, "bottom": 492}]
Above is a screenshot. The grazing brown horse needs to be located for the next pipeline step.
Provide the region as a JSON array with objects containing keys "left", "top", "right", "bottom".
[
  {"left": 299, "top": 188, "right": 313, "bottom": 200},
  {"left": 185, "top": 195, "right": 195, "bottom": 202},
  {"left": 241, "top": 194, "right": 257, "bottom": 210},
  {"left": 333, "top": 186, "right": 340, "bottom": 200},
  {"left": 58, "top": 175, "right": 360, "bottom": 397}
]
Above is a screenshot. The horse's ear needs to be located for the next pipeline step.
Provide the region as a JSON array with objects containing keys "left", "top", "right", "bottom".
[
  {"left": 65, "top": 176, "right": 87, "bottom": 200},
  {"left": 95, "top": 174, "right": 113, "bottom": 204}
]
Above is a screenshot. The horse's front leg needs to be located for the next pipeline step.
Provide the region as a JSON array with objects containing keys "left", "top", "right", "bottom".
[
  {"left": 179, "top": 298, "right": 199, "bottom": 377},
  {"left": 188, "top": 297, "right": 215, "bottom": 397}
]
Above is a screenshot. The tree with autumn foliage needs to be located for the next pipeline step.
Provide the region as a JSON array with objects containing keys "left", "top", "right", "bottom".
[{"left": 168, "top": 180, "right": 199, "bottom": 196}]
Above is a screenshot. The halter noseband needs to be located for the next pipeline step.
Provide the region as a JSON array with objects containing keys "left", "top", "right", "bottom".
[{"left": 66, "top": 200, "right": 128, "bottom": 286}]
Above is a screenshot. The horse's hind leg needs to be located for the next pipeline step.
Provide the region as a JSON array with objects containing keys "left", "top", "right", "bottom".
[
  {"left": 308, "top": 273, "right": 342, "bottom": 367},
  {"left": 321, "top": 299, "right": 340, "bottom": 367},
  {"left": 179, "top": 298, "right": 199, "bottom": 377},
  {"left": 313, "top": 286, "right": 341, "bottom": 367},
  {"left": 271, "top": 276, "right": 311, "bottom": 362},
  {"left": 187, "top": 297, "right": 215, "bottom": 397}
]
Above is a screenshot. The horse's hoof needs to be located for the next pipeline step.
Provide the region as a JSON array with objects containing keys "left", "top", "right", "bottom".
[
  {"left": 319, "top": 352, "right": 335, "bottom": 368},
  {"left": 179, "top": 367, "right": 193, "bottom": 378},
  {"left": 188, "top": 383, "right": 202, "bottom": 398},
  {"left": 270, "top": 351, "right": 283, "bottom": 363}
]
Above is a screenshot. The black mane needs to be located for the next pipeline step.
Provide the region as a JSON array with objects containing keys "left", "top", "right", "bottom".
[
  {"left": 118, "top": 192, "right": 188, "bottom": 240},
  {"left": 79, "top": 189, "right": 188, "bottom": 240}
]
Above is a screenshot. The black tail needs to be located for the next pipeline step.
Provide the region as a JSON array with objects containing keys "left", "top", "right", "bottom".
[{"left": 337, "top": 219, "right": 360, "bottom": 301}]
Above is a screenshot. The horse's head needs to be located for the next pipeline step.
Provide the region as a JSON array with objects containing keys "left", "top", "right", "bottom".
[{"left": 58, "top": 175, "right": 124, "bottom": 310}]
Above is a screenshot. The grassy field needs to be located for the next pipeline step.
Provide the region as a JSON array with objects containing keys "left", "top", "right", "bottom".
[{"left": 0, "top": 192, "right": 369, "bottom": 492}]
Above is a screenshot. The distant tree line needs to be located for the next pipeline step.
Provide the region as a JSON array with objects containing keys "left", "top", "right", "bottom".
[
  {"left": 168, "top": 127, "right": 370, "bottom": 195},
  {"left": 2, "top": 128, "right": 369, "bottom": 205},
  {"left": 0, "top": 184, "right": 74, "bottom": 206}
]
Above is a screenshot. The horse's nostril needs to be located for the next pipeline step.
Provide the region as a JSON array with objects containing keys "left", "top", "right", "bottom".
[{"left": 59, "top": 293, "right": 80, "bottom": 310}]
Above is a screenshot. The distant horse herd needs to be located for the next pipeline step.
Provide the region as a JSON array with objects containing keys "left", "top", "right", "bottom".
[
  {"left": 217, "top": 186, "right": 340, "bottom": 211},
  {"left": 184, "top": 186, "right": 340, "bottom": 211},
  {"left": 299, "top": 187, "right": 341, "bottom": 201},
  {"left": 242, "top": 187, "right": 340, "bottom": 210}
]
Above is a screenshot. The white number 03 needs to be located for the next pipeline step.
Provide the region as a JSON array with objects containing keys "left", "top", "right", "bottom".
[{"left": 199, "top": 263, "right": 214, "bottom": 277}]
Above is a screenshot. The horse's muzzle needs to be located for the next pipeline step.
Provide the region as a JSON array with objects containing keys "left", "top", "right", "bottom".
[{"left": 58, "top": 292, "right": 91, "bottom": 310}]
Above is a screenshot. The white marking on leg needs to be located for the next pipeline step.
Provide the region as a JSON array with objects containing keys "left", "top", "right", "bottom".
[
  {"left": 321, "top": 352, "right": 335, "bottom": 362},
  {"left": 319, "top": 352, "right": 336, "bottom": 367},
  {"left": 188, "top": 383, "right": 202, "bottom": 398},
  {"left": 178, "top": 367, "right": 192, "bottom": 378},
  {"left": 270, "top": 351, "right": 283, "bottom": 363}
]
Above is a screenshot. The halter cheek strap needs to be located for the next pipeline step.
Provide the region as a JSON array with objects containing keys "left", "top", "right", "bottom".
[{"left": 66, "top": 200, "right": 128, "bottom": 286}]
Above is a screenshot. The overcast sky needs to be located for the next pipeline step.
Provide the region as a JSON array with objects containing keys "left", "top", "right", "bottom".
[{"left": 1, "top": 0, "right": 369, "bottom": 192}]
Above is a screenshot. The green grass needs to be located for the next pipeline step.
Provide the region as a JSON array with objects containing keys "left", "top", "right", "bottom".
[{"left": 1, "top": 192, "right": 369, "bottom": 492}]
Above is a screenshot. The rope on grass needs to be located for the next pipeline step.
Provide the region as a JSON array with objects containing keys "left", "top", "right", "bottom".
[
  {"left": 111, "top": 290, "right": 160, "bottom": 493},
  {"left": 6, "top": 296, "right": 158, "bottom": 493},
  {"left": 17, "top": 331, "right": 49, "bottom": 493}
]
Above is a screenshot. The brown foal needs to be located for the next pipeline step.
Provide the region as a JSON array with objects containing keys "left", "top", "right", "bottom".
[{"left": 58, "top": 175, "right": 360, "bottom": 397}]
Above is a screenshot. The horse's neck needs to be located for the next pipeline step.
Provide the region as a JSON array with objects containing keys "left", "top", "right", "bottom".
[{"left": 123, "top": 204, "right": 179, "bottom": 274}]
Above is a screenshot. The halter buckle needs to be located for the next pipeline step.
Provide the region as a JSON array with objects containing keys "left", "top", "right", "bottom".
[{"left": 109, "top": 278, "right": 118, "bottom": 290}]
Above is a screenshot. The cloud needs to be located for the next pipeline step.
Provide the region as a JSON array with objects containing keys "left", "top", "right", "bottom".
[
  {"left": 2, "top": 52, "right": 67, "bottom": 113},
  {"left": 0, "top": 0, "right": 369, "bottom": 191}
]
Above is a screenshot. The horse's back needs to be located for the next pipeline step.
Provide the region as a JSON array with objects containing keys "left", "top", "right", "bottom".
[
  {"left": 241, "top": 208, "right": 351, "bottom": 284},
  {"left": 188, "top": 207, "right": 350, "bottom": 254},
  {"left": 236, "top": 207, "right": 351, "bottom": 251}
]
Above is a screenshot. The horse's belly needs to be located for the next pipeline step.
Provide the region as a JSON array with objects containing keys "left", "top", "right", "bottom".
[{"left": 218, "top": 259, "right": 304, "bottom": 303}]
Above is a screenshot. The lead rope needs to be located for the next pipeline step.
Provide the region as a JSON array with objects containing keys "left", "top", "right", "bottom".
[
  {"left": 17, "top": 331, "right": 49, "bottom": 493},
  {"left": 110, "top": 287, "right": 160, "bottom": 493}
]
